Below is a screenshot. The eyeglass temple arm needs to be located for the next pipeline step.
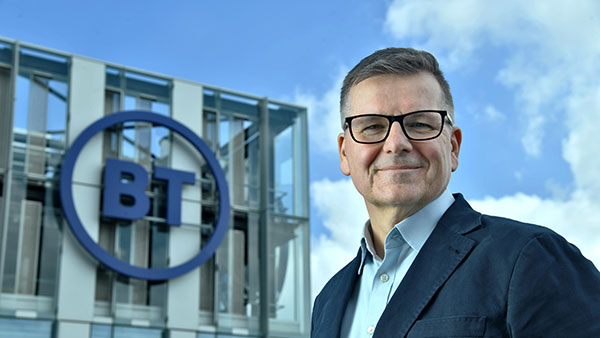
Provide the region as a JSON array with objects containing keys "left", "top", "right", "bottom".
[{"left": 446, "top": 113, "right": 454, "bottom": 125}]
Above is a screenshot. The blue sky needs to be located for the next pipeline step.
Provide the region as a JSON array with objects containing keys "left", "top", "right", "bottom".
[{"left": 2, "top": 0, "right": 599, "bottom": 299}]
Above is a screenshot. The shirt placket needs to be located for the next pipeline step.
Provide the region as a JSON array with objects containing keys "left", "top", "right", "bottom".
[{"left": 364, "top": 235, "right": 403, "bottom": 336}]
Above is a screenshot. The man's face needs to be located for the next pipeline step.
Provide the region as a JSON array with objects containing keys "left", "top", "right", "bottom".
[{"left": 338, "top": 72, "right": 461, "bottom": 215}]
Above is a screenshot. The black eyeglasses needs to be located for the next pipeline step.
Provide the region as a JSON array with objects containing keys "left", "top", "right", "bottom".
[{"left": 344, "top": 110, "right": 453, "bottom": 144}]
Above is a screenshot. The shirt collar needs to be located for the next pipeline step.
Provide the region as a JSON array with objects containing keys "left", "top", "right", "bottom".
[{"left": 358, "top": 189, "right": 455, "bottom": 274}]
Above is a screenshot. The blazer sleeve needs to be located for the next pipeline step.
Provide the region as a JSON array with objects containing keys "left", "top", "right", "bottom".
[{"left": 506, "top": 232, "right": 600, "bottom": 336}]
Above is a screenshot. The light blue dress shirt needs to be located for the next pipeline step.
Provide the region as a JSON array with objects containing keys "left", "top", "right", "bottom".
[{"left": 340, "top": 190, "right": 455, "bottom": 337}]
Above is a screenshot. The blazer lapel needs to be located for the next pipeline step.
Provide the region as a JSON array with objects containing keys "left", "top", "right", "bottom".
[
  {"left": 374, "top": 194, "right": 481, "bottom": 338},
  {"left": 312, "top": 249, "right": 362, "bottom": 338}
]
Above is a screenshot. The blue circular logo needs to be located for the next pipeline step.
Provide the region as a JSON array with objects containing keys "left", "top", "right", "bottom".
[{"left": 60, "top": 111, "right": 230, "bottom": 281}]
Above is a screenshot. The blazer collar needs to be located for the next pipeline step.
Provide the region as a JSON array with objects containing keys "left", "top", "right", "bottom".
[{"left": 374, "top": 193, "right": 482, "bottom": 337}]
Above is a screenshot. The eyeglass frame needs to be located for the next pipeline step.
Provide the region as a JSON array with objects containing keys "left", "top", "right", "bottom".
[{"left": 343, "top": 110, "right": 454, "bottom": 144}]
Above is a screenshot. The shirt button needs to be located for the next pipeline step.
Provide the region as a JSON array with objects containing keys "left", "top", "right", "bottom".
[
  {"left": 380, "top": 273, "right": 390, "bottom": 283},
  {"left": 367, "top": 325, "right": 375, "bottom": 335}
]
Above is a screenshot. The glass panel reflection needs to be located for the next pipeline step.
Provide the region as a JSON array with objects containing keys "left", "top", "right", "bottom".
[
  {"left": 91, "top": 324, "right": 163, "bottom": 338},
  {"left": 1, "top": 47, "right": 67, "bottom": 314},
  {"left": 231, "top": 117, "right": 259, "bottom": 208},
  {"left": 269, "top": 216, "right": 305, "bottom": 321},
  {"left": 0, "top": 317, "right": 53, "bottom": 338},
  {"left": 12, "top": 72, "right": 67, "bottom": 177},
  {"left": 212, "top": 211, "right": 260, "bottom": 331},
  {"left": 1, "top": 175, "right": 63, "bottom": 306},
  {"left": 269, "top": 106, "right": 307, "bottom": 217},
  {"left": 0, "top": 66, "right": 12, "bottom": 170}
]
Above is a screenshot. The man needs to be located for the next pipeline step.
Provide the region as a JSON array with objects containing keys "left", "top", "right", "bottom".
[{"left": 311, "top": 48, "right": 600, "bottom": 337}]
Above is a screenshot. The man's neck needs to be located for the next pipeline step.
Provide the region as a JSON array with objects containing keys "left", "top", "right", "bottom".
[{"left": 366, "top": 204, "right": 423, "bottom": 259}]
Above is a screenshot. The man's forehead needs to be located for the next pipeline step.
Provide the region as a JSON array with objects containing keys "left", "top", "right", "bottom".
[
  {"left": 351, "top": 72, "right": 440, "bottom": 90},
  {"left": 348, "top": 73, "right": 444, "bottom": 111}
]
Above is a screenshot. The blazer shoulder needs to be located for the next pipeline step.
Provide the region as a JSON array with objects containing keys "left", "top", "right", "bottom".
[
  {"left": 477, "top": 213, "right": 560, "bottom": 243},
  {"left": 501, "top": 218, "right": 600, "bottom": 335},
  {"left": 460, "top": 212, "right": 580, "bottom": 269},
  {"left": 442, "top": 194, "right": 557, "bottom": 243},
  {"left": 476, "top": 213, "right": 598, "bottom": 282}
]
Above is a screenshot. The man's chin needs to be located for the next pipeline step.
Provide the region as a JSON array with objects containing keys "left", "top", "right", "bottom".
[{"left": 367, "top": 190, "right": 426, "bottom": 208}]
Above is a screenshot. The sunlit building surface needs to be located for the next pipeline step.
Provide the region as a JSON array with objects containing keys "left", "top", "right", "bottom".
[{"left": 0, "top": 38, "right": 310, "bottom": 338}]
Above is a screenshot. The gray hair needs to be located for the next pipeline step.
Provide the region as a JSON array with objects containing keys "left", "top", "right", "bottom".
[{"left": 340, "top": 47, "right": 454, "bottom": 127}]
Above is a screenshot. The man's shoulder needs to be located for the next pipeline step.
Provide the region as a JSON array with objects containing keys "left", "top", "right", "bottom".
[
  {"left": 479, "top": 213, "right": 556, "bottom": 237},
  {"left": 447, "top": 194, "right": 564, "bottom": 245},
  {"left": 461, "top": 211, "right": 592, "bottom": 274},
  {"left": 443, "top": 195, "right": 580, "bottom": 263},
  {"left": 476, "top": 216, "right": 600, "bottom": 335},
  {"left": 477, "top": 212, "right": 570, "bottom": 248}
]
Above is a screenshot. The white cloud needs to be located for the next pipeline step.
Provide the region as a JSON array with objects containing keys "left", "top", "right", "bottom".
[
  {"left": 294, "top": 69, "right": 347, "bottom": 154},
  {"left": 483, "top": 104, "right": 505, "bottom": 122},
  {"left": 513, "top": 171, "right": 523, "bottom": 182},
  {"left": 384, "top": 0, "right": 600, "bottom": 158},
  {"left": 310, "top": 0, "right": 600, "bottom": 302},
  {"left": 562, "top": 86, "right": 600, "bottom": 195},
  {"left": 309, "top": 178, "right": 368, "bottom": 300},
  {"left": 544, "top": 178, "right": 570, "bottom": 201}
]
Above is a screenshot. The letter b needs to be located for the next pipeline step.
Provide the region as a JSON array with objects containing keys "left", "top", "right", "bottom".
[{"left": 102, "top": 158, "right": 150, "bottom": 220}]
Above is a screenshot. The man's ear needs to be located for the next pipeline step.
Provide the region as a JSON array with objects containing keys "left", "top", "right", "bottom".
[
  {"left": 450, "top": 126, "right": 462, "bottom": 172},
  {"left": 338, "top": 132, "right": 351, "bottom": 176}
]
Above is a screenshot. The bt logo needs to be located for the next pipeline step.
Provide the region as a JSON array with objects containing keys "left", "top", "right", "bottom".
[
  {"left": 60, "top": 111, "right": 230, "bottom": 281},
  {"left": 102, "top": 158, "right": 195, "bottom": 226}
]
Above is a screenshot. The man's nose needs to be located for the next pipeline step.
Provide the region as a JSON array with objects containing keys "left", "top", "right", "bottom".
[{"left": 382, "top": 121, "right": 413, "bottom": 153}]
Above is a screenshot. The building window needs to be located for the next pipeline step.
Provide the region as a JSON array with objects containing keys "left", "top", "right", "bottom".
[
  {"left": 94, "top": 68, "right": 172, "bottom": 321},
  {"left": 0, "top": 64, "right": 12, "bottom": 171},
  {"left": 215, "top": 212, "right": 260, "bottom": 318},
  {"left": 0, "top": 317, "right": 53, "bottom": 338},
  {"left": 199, "top": 92, "right": 263, "bottom": 333},
  {"left": 268, "top": 216, "right": 308, "bottom": 333},
  {"left": 267, "top": 104, "right": 309, "bottom": 335},
  {"left": 269, "top": 104, "right": 308, "bottom": 217},
  {"left": 200, "top": 89, "right": 310, "bottom": 335},
  {"left": 203, "top": 91, "right": 261, "bottom": 210},
  {"left": 91, "top": 324, "right": 164, "bottom": 338},
  {"left": 0, "top": 45, "right": 67, "bottom": 314}
]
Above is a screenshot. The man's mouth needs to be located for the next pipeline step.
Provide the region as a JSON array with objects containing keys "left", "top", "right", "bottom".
[{"left": 376, "top": 164, "right": 421, "bottom": 171}]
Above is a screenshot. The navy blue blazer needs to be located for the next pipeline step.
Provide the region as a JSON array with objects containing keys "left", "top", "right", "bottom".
[{"left": 311, "top": 194, "right": 600, "bottom": 337}]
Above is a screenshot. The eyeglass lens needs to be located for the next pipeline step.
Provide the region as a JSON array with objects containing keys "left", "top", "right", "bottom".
[{"left": 350, "top": 111, "right": 444, "bottom": 143}]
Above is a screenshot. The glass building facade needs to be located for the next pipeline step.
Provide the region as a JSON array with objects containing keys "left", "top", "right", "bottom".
[{"left": 0, "top": 38, "right": 310, "bottom": 338}]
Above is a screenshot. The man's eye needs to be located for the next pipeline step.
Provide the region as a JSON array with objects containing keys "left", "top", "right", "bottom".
[
  {"left": 365, "top": 124, "right": 385, "bottom": 130},
  {"left": 361, "top": 124, "right": 386, "bottom": 133},
  {"left": 406, "top": 122, "right": 434, "bottom": 130}
]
